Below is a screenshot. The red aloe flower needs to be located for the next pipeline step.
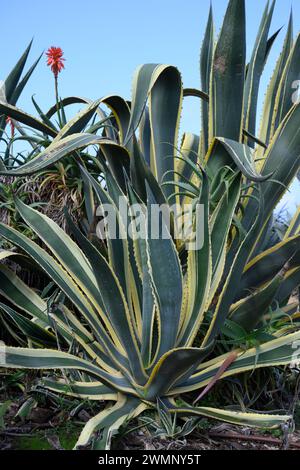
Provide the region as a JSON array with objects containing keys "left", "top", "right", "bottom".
[
  {"left": 46, "top": 47, "right": 65, "bottom": 78},
  {"left": 6, "top": 116, "right": 15, "bottom": 137}
]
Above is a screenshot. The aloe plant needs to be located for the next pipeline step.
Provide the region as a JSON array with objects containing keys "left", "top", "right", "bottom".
[{"left": 0, "top": 0, "right": 299, "bottom": 450}]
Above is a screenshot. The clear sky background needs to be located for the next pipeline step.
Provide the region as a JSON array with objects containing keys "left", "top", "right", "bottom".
[{"left": 1, "top": 0, "right": 299, "bottom": 213}]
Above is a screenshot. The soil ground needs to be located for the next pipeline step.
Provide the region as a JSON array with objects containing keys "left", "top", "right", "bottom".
[{"left": 1, "top": 396, "right": 300, "bottom": 451}]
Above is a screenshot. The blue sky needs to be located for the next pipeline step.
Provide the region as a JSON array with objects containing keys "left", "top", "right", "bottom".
[{"left": 1, "top": 0, "right": 299, "bottom": 213}]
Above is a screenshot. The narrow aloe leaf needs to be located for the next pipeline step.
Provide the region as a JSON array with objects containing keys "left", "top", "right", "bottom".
[
  {"left": 0, "top": 102, "right": 57, "bottom": 138},
  {"left": 10, "top": 53, "right": 43, "bottom": 107},
  {"left": 209, "top": 0, "right": 246, "bottom": 144},
  {"left": 3, "top": 40, "right": 33, "bottom": 100},
  {"left": 0, "top": 41, "right": 39, "bottom": 138},
  {"left": 53, "top": 99, "right": 102, "bottom": 142},
  {"left": 31, "top": 95, "right": 59, "bottom": 132}
]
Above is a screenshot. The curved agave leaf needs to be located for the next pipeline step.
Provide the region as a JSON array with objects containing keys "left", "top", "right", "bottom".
[
  {"left": 207, "top": 138, "right": 270, "bottom": 182},
  {"left": 0, "top": 250, "right": 19, "bottom": 261},
  {"left": 200, "top": 4, "right": 214, "bottom": 156},
  {"left": 173, "top": 330, "right": 300, "bottom": 394},
  {"left": 74, "top": 394, "right": 146, "bottom": 450},
  {"left": 241, "top": 102, "right": 300, "bottom": 246},
  {"left": 15, "top": 199, "right": 147, "bottom": 385},
  {"left": 178, "top": 172, "right": 211, "bottom": 346},
  {"left": 0, "top": 302, "right": 57, "bottom": 347},
  {"left": 258, "top": 11, "right": 293, "bottom": 149},
  {"left": 201, "top": 188, "right": 264, "bottom": 347},
  {"left": 99, "top": 142, "right": 130, "bottom": 192},
  {"left": 45, "top": 95, "right": 127, "bottom": 141},
  {"left": 261, "top": 103, "right": 300, "bottom": 214},
  {"left": 243, "top": 0, "right": 275, "bottom": 145},
  {"left": 0, "top": 264, "right": 48, "bottom": 323},
  {"left": 241, "top": 234, "right": 300, "bottom": 292},
  {"left": 3, "top": 346, "right": 135, "bottom": 395},
  {"left": 0, "top": 221, "right": 130, "bottom": 373},
  {"left": 209, "top": 172, "right": 242, "bottom": 299},
  {"left": 176, "top": 133, "right": 200, "bottom": 200},
  {"left": 139, "top": 106, "right": 151, "bottom": 165},
  {"left": 271, "top": 32, "right": 300, "bottom": 137},
  {"left": 284, "top": 206, "right": 300, "bottom": 239},
  {"left": 63, "top": 208, "right": 147, "bottom": 385},
  {"left": 230, "top": 274, "right": 281, "bottom": 330},
  {"left": 0, "top": 133, "right": 104, "bottom": 176},
  {"left": 102, "top": 95, "right": 131, "bottom": 143},
  {"left": 41, "top": 378, "right": 117, "bottom": 401},
  {"left": 163, "top": 398, "right": 290, "bottom": 428},
  {"left": 146, "top": 184, "right": 182, "bottom": 360},
  {"left": 273, "top": 267, "right": 300, "bottom": 306},
  {"left": 125, "top": 64, "right": 182, "bottom": 197},
  {"left": 143, "top": 347, "right": 212, "bottom": 400},
  {"left": 209, "top": 0, "right": 246, "bottom": 144}
]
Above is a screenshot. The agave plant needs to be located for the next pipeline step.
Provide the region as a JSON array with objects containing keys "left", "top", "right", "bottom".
[
  {"left": 0, "top": 163, "right": 299, "bottom": 449},
  {"left": 0, "top": 0, "right": 300, "bottom": 450}
]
